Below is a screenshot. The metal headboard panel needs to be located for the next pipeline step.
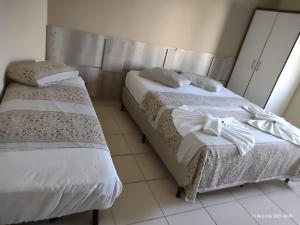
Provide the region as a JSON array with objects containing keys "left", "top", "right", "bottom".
[
  {"left": 74, "top": 66, "right": 125, "bottom": 98},
  {"left": 208, "top": 56, "right": 235, "bottom": 84},
  {"left": 46, "top": 25, "right": 236, "bottom": 98},
  {"left": 46, "top": 25, "right": 105, "bottom": 67},
  {"left": 164, "top": 48, "right": 214, "bottom": 76},
  {"left": 102, "top": 38, "right": 167, "bottom": 72}
]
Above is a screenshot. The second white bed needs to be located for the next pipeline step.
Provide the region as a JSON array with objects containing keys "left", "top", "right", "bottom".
[{"left": 125, "top": 70, "right": 238, "bottom": 104}]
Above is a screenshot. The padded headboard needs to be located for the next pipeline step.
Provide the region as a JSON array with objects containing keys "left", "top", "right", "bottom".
[{"left": 46, "top": 25, "right": 235, "bottom": 98}]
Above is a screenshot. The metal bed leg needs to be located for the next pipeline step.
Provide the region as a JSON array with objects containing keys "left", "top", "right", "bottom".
[
  {"left": 48, "top": 218, "right": 59, "bottom": 223},
  {"left": 92, "top": 210, "right": 99, "bottom": 225},
  {"left": 176, "top": 187, "right": 184, "bottom": 198},
  {"left": 141, "top": 134, "right": 146, "bottom": 143},
  {"left": 121, "top": 104, "right": 125, "bottom": 111},
  {"left": 285, "top": 178, "right": 290, "bottom": 183}
]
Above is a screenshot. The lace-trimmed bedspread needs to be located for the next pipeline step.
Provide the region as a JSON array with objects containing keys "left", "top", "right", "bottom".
[
  {"left": 0, "top": 77, "right": 107, "bottom": 151},
  {"left": 141, "top": 91, "right": 300, "bottom": 201}
]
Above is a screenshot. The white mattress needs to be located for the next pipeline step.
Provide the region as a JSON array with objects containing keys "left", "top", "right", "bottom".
[
  {"left": 125, "top": 70, "right": 239, "bottom": 104},
  {"left": 0, "top": 77, "right": 122, "bottom": 224}
]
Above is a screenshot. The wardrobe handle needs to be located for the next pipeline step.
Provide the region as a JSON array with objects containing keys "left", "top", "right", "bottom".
[
  {"left": 255, "top": 61, "right": 262, "bottom": 72},
  {"left": 250, "top": 59, "right": 257, "bottom": 70}
]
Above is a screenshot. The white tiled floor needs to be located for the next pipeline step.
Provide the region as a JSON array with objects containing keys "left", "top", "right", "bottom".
[{"left": 26, "top": 100, "right": 300, "bottom": 225}]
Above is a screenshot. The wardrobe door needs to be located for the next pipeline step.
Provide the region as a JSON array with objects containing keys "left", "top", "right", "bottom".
[
  {"left": 265, "top": 34, "right": 300, "bottom": 115},
  {"left": 244, "top": 13, "right": 300, "bottom": 108},
  {"left": 227, "top": 10, "right": 278, "bottom": 96}
]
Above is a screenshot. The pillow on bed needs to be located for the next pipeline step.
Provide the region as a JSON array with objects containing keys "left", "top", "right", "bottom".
[
  {"left": 140, "top": 68, "right": 191, "bottom": 88},
  {"left": 7, "top": 61, "right": 79, "bottom": 87},
  {"left": 181, "top": 73, "right": 223, "bottom": 92}
]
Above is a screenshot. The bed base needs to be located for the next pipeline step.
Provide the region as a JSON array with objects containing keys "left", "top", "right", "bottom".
[
  {"left": 92, "top": 209, "right": 99, "bottom": 225},
  {"left": 121, "top": 87, "right": 294, "bottom": 199},
  {"left": 121, "top": 103, "right": 125, "bottom": 111},
  {"left": 48, "top": 210, "right": 99, "bottom": 225},
  {"left": 48, "top": 218, "right": 59, "bottom": 223},
  {"left": 142, "top": 134, "right": 147, "bottom": 143},
  {"left": 176, "top": 187, "right": 184, "bottom": 198}
]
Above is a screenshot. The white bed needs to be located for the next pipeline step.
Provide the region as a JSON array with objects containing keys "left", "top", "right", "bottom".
[
  {"left": 0, "top": 77, "right": 122, "bottom": 224},
  {"left": 125, "top": 70, "right": 238, "bottom": 104},
  {"left": 122, "top": 70, "right": 300, "bottom": 201}
]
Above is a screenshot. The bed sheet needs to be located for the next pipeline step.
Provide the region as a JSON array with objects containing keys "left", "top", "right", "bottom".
[
  {"left": 0, "top": 77, "right": 122, "bottom": 224},
  {"left": 125, "top": 70, "right": 238, "bottom": 104}
]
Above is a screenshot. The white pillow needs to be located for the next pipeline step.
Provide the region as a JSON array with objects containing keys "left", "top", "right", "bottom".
[
  {"left": 7, "top": 61, "right": 79, "bottom": 87},
  {"left": 181, "top": 73, "right": 223, "bottom": 92},
  {"left": 140, "top": 68, "right": 191, "bottom": 88}
]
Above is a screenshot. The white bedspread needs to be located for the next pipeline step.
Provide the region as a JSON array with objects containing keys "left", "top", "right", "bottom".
[
  {"left": 172, "top": 105, "right": 255, "bottom": 164},
  {"left": 125, "top": 71, "right": 237, "bottom": 104},
  {"left": 127, "top": 70, "right": 300, "bottom": 201},
  {"left": 0, "top": 77, "right": 122, "bottom": 224}
]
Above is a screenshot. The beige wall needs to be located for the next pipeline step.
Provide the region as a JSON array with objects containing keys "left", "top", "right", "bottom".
[
  {"left": 278, "top": 0, "right": 300, "bottom": 10},
  {"left": 284, "top": 85, "right": 300, "bottom": 127},
  {"left": 0, "top": 0, "right": 47, "bottom": 95},
  {"left": 48, "top": 0, "right": 279, "bottom": 57},
  {"left": 278, "top": 0, "right": 300, "bottom": 127}
]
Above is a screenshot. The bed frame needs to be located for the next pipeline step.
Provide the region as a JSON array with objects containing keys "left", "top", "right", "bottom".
[
  {"left": 121, "top": 86, "right": 291, "bottom": 199},
  {"left": 121, "top": 87, "right": 191, "bottom": 196},
  {"left": 48, "top": 210, "right": 99, "bottom": 225}
]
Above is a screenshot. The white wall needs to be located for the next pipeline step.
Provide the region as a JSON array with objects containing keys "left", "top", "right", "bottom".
[
  {"left": 265, "top": 35, "right": 300, "bottom": 116},
  {"left": 0, "top": 0, "right": 47, "bottom": 95},
  {"left": 48, "top": 0, "right": 279, "bottom": 57},
  {"left": 277, "top": 0, "right": 300, "bottom": 127}
]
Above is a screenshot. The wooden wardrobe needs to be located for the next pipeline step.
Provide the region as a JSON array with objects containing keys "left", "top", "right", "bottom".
[{"left": 227, "top": 9, "right": 300, "bottom": 115}]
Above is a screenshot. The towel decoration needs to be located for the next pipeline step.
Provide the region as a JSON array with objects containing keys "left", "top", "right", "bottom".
[
  {"left": 172, "top": 105, "right": 255, "bottom": 155},
  {"left": 243, "top": 105, "right": 300, "bottom": 146}
]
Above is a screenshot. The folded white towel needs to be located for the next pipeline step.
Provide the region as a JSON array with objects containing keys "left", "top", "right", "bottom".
[
  {"left": 243, "top": 105, "right": 300, "bottom": 146},
  {"left": 172, "top": 105, "right": 255, "bottom": 156}
]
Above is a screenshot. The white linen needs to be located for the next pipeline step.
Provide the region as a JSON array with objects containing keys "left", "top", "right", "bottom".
[
  {"left": 0, "top": 77, "right": 122, "bottom": 224},
  {"left": 243, "top": 105, "right": 300, "bottom": 146},
  {"left": 172, "top": 105, "right": 255, "bottom": 164},
  {"left": 140, "top": 68, "right": 191, "bottom": 88},
  {"left": 37, "top": 70, "right": 79, "bottom": 87},
  {"left": 125, "top": 70, "right": 238, "bottom": 104},
  {"left": 7, "top": 60, "right": 79, "bottom": 87},
  {"left": 181, "top": 73, "right": 223, "bottom": 92}
]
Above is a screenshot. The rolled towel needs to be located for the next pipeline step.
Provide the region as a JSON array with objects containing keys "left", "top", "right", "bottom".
[
  {"left": 243, "top": 105, "right": 300, "bottom": 146},
  {"left": 172, "top": 105, "right": 255, "bottom": 155}
]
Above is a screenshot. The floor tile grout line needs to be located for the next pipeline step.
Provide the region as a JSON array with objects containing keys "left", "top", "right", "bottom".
[
  {"left": 164, "top": 216, "right": 171, "bottom": 225},
  {"left": 121, "top": 177, "right": 170, "bottom": 185},
  {"left": 201, "top": 206, "right": 218, "bottom": 225},
  {"left": 113, "top": 111, "right": 142, "bottom": 135},
  {"left": 116, "top": 181, "right": 300, "bottom": 225},
  {"left": 119, "top": 215, "right": 167, "bottom": 225},
  {"left": 120, "top": 180, "right": 273, "bottom": 221},
  {"left": 131, "top": 153, "right": 174, "bottom": 222},
  {"left": 110, "top": 182, "right": 166, "bottom": 225},
  {"left": 131, "top": 154, "right": 147, "bottom": 181},
  {"left": 145, "top": 180, "right": 166, "bottom": 218},
  {"left": 145, "top": 180, "right": 169, "bottom": 218},
  {"left": 127, "top": 216, "right": 167, "bottom": 225},
  {"left": 256, "top": 187, "right": 299, "bottom": 225},
  {"left": 231, "top": 195, "right": 261, "bottom": 225},
  {"left": 121, "top": 137, "right": 152, "bottom": 156},
  {"left": 96, "top": 101, "right": 300, "bottom": 225},
  {"left": 288, "top": 183, "right": 300, "bottom": 200},
  {"left": 109, "top": 208, "right": 118, "bottom": 225},
  {"left": 198, "top": 196, "right": 237, "bottom": 209},
  {"left": 232, "top": 185, "right": 299, "bottom": 225},
  {"left": 98, "top": 103, "right": 166, "bottom": 225}
]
